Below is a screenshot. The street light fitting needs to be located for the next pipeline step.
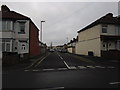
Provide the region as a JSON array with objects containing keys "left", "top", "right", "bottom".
[{"left": 41, "top": 21, "right": 45, "bottom": 22}]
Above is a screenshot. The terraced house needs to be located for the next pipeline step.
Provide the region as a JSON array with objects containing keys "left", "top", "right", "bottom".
[
  {"left": 76, "top": 13, "right": 120, "bottom": 59},
  {"left": 0, "top": 5, "right": 41, "bottom": 64}
]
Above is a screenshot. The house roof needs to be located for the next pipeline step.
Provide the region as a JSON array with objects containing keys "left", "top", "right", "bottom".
[
  {"left": 1, "top": 5, "right": 30, "bottom": 20},
  {"left": 78, "top": 13, "right": 120, "bottom": 33},
  {"left": 1, "top": 5, "right": 40, "bottom": 33}
]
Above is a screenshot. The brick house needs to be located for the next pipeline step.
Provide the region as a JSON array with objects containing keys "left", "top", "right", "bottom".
[
  {"left": 0, "top": 5, "right": 41, "bottom": 64},
  {"left": 76, "top": 13, "right": 120, "bottom": 60}
]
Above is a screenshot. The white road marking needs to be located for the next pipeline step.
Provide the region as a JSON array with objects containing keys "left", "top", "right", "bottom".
[
  {"left": 86, "top": 66, "right": 96, "bottom": 69},
  {"left": 63, "top": 61, "right": 71, "bottom": 69},
  {"left": 32, "top": 69, "right": 39, "bottom": 72},
  {"left": 78, "top": 66, "right": 87, "bottom": 69},
  {"left": 95, "top": 66, "right": 105, "bottom": 68},
  {"left": 109, "top": 82, "right": 120, "bottom": 85},
  {"left": 57, "top": 53, "right": 71, "bottom": 69},
  {"left": 43, "top": 69, "right": 55, "bottom": 71},
  {"left": 107, "top": 66, "right": 116, "bottom": 69},
  {"left": 60, "top": 56, "right": 63, "bottom": 60},
  {"left": 58, "top": 68, "right": 68, "bottom": 70},
  {"left": 70, "top": 66, "right": 77, "bottom": 69}
]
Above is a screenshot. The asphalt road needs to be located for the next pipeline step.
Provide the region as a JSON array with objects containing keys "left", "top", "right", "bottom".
[{"left": 2, "top": 51, "right": 120, "bottom": 89}]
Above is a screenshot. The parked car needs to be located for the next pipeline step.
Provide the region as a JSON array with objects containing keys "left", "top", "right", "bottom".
[{"left": 49, "top": 49, "right": 55, "bottom": 52}]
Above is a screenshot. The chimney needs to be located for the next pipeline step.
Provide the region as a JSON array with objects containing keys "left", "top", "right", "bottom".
[
  {"left": 105, "top": 13, "right": 113, "bottom": 18},
  {"left": 1, "top": 5, "right": 10, "bottom": 12}
]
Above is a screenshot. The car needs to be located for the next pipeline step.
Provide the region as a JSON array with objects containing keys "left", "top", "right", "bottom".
[{"left": 49, "top": 49, "right": 54, "bottom": 52}]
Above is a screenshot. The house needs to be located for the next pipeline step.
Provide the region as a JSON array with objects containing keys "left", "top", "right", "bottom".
[
  {"left": 56, "top": 44, "right": 67, "bottom": 52},
  {"left": 67, "top": 37, "right": 78, "bottom": 54},
  {"left": 39, "top": 41, "right": 47, "bottom": 54},
  {"left": 76, "top": 13, "right": 120, "bottom": 59},
  {"left": 0, "top": 5, "right": 41, "bottom": 64}
]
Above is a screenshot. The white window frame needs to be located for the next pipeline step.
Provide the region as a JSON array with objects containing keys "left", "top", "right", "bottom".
[
  {"left": 2, "top": 20, "right": 13, "bottom": 31},
  {"left": 18, "top": 21, "right": 26, "bottom": 34},
  {"left": 102, "top": 24, "right": 108, "bottom": 33},
  {"left": 117, "top": 40, "right": 120, "bottom": 50},
  {"left": 2, "top": 40, "right": 12, "bottom": 52},
  {"left": 118, "top": 26, "right": 120, "bottom": 35}
]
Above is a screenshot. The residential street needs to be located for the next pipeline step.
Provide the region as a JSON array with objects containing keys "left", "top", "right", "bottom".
[{"left": 2, "top": 51, "right": 120, "bottom": 89}]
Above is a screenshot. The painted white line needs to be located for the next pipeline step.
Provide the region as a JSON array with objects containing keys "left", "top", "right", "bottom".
[
  {"left": 43, "top": 69, "right": 55, "bottom": 71},
  {"left": 58, "top": 68, "right": 68, "bottom": 70},
  {"left": 70, "top": 66, "right": 77, "bottom": 69},
  {"left": 63, "top": 61, "right": 71, "bottom": 69},
  {"left": 95, "top": 66, "right": 105, "bottom": 68},
  {"left": 57, "top": 53, "right": 63, "bottom": 59},
  {"left": 32, "top": 69, "right": 39, "bottom": 72},
  {"left": 35, "top": 53, "right": 50, "bottom": 67},
  {"left": 109, "top": 82, "right": 120, "bottom": 85},
  {"left": 78, "top": 66, "right": 87, "bottom": 69},
  {"left": 60, "top": 56, "right": 63, "bottom": 59},
  {"left": 107, "top": 66, "right": 116, "bottom": 69},
  {"left": 86, "top": 66, "right": 96, "bottom": 69}
]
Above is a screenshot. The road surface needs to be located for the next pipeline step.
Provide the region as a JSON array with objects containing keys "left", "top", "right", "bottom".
[{"left": 2, "top": 51, "right": 120, "bottom": 89}]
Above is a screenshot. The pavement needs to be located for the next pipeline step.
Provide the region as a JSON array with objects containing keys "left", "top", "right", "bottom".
[
  {"left": 2, "top": 51, "right": 120, "bottom": 89},
  {"left": 2, "top": 52, "right": 49, "bottom": 72}
]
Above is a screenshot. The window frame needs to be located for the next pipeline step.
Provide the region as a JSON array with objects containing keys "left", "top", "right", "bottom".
[
  {"left": 102, "top": 24, "right": 108, "bottom": 33},
  {"left": 2, "top": 20, "right": 13, "bottom": 31},
  {"left": 2, "top": 39, "right": 12, "bottom": 52},
  {"left": 18, "top": 21, "right": 26, "bottom": 34}
]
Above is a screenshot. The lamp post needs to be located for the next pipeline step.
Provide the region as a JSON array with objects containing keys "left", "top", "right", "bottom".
[{"left": 40, "top": 21, "right": 45, "bottom": 42}]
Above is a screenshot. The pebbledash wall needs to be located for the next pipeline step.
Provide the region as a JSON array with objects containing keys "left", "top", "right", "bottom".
[{"left": 1, "top": 5, "right": 41, "bottom": 64}]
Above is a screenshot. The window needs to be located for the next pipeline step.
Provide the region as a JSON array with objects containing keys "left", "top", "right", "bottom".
[
  {"left": 117, "top": 40, "right": 120, "bottom": 50},
  {"left": 102, "top": 24, "right": 107, "bottom": 33},
  {"left": 109, "top": 43, "right": 111, "bottom": 46},
  {"left": 21, "top": 44, "right": 25, "bottom": 50},
  {"left": 2, "top": 39, "right": 12, "bottom": 52},
  {"left": 103, "top": 44, "right": 105, "bottom": 47},
  {"left": 2, "top": 21, "right": 13, "bottom": 30},
  {"left": 18, "top": 22, "right": 25, "bottom": 34},
  {"left": 118, "top": 26, "right": 120, "bottom": 35}
]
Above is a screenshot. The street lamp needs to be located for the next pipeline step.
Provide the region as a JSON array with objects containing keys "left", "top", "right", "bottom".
[{"left": 40, "top": 21, "right": 45, "bottom": 42}]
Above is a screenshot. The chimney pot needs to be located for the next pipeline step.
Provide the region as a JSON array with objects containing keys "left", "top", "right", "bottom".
[{"left": 1, "top": 5, "right": 10, "bottom": 12}]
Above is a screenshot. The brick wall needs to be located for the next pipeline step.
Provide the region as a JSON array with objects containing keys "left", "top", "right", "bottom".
[{"left": 29, "top": 21, "right": 41, "bottom": 57}]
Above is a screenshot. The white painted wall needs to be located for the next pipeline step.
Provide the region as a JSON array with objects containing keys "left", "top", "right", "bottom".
[
  {"left": 0, "top": 20, "right": 30, "bottom": 54},
  {"left": 68, "top": 48, "right": 72, "bottom": 53},
  {"left": 76, "top": 25, "right": 101, "bottom": 57},
  {"left": 76, "top": 38, "right": 101, "bottom": 56}
]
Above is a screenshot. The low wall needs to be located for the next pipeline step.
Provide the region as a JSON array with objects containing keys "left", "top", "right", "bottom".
[
  {"left": 101, "top": 50, "right": 120, "bottom": 60},
  {"left": 2, "top": 52, "right": 29, "bottom": 65}
]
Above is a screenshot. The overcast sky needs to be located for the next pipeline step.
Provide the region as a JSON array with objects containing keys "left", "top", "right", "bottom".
[{"left": 1, "top": 1, "right": 119, "bottom": 46}]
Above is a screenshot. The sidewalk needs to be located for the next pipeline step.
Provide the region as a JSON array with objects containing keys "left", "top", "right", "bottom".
[
  {"left": 67, "top": 53, "right": 120, "bottom": 67},
  {"left": 2, "top": 52, "right": 49, "bottom": 72}
]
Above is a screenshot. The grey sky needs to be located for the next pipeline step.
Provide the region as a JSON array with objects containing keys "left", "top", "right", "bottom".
[{"left": 1, "top": 2, "right": 118, "bottom": 46}]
